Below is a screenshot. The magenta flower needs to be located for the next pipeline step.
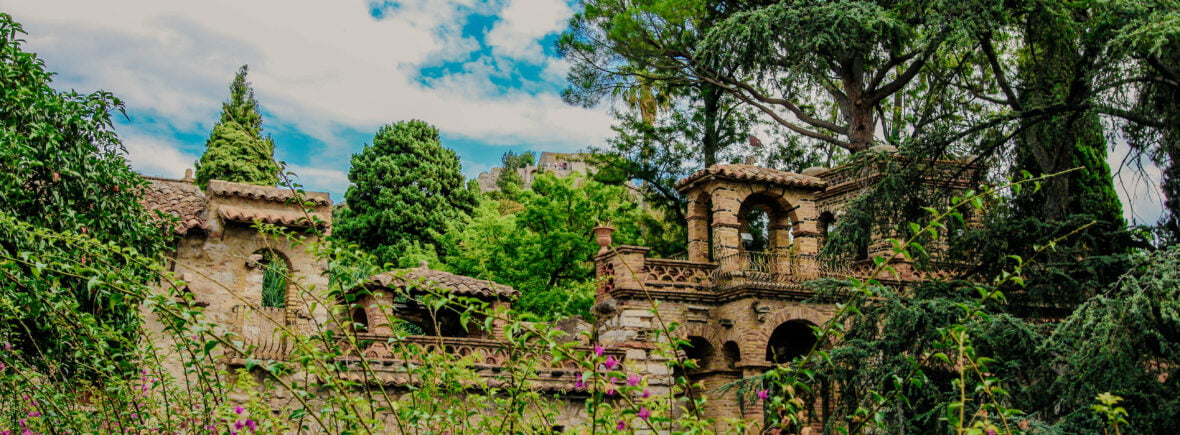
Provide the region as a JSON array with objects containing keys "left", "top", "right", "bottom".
[
  {"left": 0, "top": 362, "right": 5, "bottom": 371},
  {"left": 26, "top": 411, "right": 40, "bottom": 418},
  {"left": 642, "top": 388, "right": 651, "bottom": 398},
  {"left": 594, "top": 344, "right": 604, "bottom": 357},
  {"left": 638, "top": 406, "right": 651, "bottom": 421},
  {"left": 234, "top": 420, "right": 245, "bottom": 430},
  {"left": 757, "top": 389, "right": 769, "bottom": 401},
  {"left": 245, "top": 419, "right": 257, "bottom": 431},
  {"left": 987, "top": 430, "right": 996, "bottom": 435},
  {"left": 627, "top": 373, "right": 641, "bottom": 386},
  {"left": 574, "top": 373, "right": 586, "bottom": 389},
  {"left": 234, "top": 406, "right": 244, "bottom": 415},
  {"left": 604, "top": 355, "right": 619, "bottom": 370},
  {"left": 616, "top": 420, "right": 626, "bottom": 430}
]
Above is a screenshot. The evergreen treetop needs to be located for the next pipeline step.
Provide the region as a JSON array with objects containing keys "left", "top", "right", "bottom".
[
  {"left": 194, "top": 65, "right": 279, "bottom": 189},
  {"left": 333, "top": 120, "right": 476, "bottom": 267}
]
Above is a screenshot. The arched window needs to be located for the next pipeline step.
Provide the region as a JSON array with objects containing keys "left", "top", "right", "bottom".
[
  {"left": 738, "top": 194, "right": 793, "bottom": 254},
  {"left": 721, "top": 341, "right": 742, "bottom": 369},
  {"left": 350, "top": 307, "right": 368, "bottom": 332},
  {"left": 683, "top": 336, "right": 716, "bottom": 372},
  {"left": 258, "top": 251, "right": 289, "bottom": 308},
  {"left": 766, "top": 320, "right": 818, "bottom": 365}
]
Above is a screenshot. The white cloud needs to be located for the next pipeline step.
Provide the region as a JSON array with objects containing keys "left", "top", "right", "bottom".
[
  {"left": 285, "top": 164, "right": 351, "bottom": 201},
  {"left": 121, "top": 132, "right": 198, "bottom": 179},
  {"left": 2, "top": 0, "right": 612, "bottom": 193},
  {"left": 486, "top": 0, "right": 572, "bottom": 61}
]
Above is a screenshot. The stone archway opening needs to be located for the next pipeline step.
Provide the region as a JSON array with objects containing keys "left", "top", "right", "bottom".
[
  {"left": 766, "top": 320, "right": 818, "bottom": 365},
  {"left": 683, "top": 336, "right": 716, "bottom": 372},
  {"left": 738, "top": 194, "right": 793, "bottom": 254},
  {"left": 255, "top": 250, "right": 290, "bottom": 308}
]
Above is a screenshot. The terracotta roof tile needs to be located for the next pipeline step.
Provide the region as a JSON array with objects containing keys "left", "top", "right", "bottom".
[
  {"left": 207, "top": 180, "right": 332, "bottom": 206},
  {"left": 368, "top": 267, "right": 520, "bottom": 300},
  {"left": 217, "top": 205, "right": 326, "bottom": 228},
  {"left": 675, "top": 164, "right": 827, "bottom": 192},
  {"left": 140, "top": 177, "right": 209, "bottom": 235}
]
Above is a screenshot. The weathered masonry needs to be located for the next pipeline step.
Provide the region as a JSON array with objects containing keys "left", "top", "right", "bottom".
[
  {"left": 140, "top": 152, "right": 977, "bottom": 432},
  {"left": 591, "top": 155, "right": 978, "bottom": 430}
]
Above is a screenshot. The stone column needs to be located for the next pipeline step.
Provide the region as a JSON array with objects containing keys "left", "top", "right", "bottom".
[
  {"left": 711, "top": 186, "right": 742, "bottom": 272},
  {"left": 686, "top": 190, "right": 712, "bottom": 262}
]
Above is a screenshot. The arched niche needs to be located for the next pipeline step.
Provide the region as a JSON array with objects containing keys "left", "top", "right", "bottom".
[
  {"left": 683, "top": 336, "right": 716, "bottom": 372},
  {"left": 250, "top": 249, "right": 290, "bottom": 309},
  {"left": 721, "top": 341, "right": 742, "bottom": 369},
  {"left": 349, "top": 306, "right": 369, "bottom": 333},
  {"left": 766, "top": 320, "right": 818, "bottom": 365}
]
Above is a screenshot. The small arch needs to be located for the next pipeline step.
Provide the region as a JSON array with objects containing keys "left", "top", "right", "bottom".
[
  {"left": 766, "top": 320, "right": 818, "bottom": 365},
  {"left": 255, "top": 250, "right": 290, "bottom": 308},
  {"left": 683, "top": 336, "right": 716, "bottom": 372},
  {"left": 350, "top": 307, "right": 368, "bottom": 332},
  {"left": 721, "top": 341, "right": 741, "bottom": 369}
]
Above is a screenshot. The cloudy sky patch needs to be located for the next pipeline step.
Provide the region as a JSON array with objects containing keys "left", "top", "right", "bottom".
[{"left": 3, "top": 0, "right": 610, "bottom": 200}]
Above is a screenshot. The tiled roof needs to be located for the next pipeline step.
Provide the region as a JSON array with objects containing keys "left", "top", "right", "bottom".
[
  {"left": 207, "top": 180, "right": 332, "bottom": 206},
  {"left": 141, "top": 177, "right": 209, "bottom": 235},
  {"left": 367, "top": 266, "right": 520, "bottom": 300},
  {"left": 218, "top": 205, "right": 325, "bottom": 228},
  {"left": 675, "top": 164, "right": 827, "bottom": 191}
]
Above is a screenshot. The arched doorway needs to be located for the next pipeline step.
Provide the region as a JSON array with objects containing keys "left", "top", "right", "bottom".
[{"left": 766, "top": 320, "right": 817, "bottom": 364}]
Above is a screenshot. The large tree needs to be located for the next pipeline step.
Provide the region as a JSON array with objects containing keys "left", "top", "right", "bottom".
[
  {"left": 194, "top": 65, "right": 279, "bottom": 189},
  {"left": 439, "top": 173, "right": 671, "bottom": 319},
  {"left": 334, "top": 120, "right": 475, "bottom": 267},
  {"left": 0, "top": 13, "right": 169, "bottom": 374}
]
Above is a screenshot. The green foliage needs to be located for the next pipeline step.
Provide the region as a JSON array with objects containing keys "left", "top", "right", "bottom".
[
  {"left": 439, "top": 173, "right": 672, "bottom": 320},
  {"left": 194, "top": 65, "right": 279, "bottom": 189},
  {"left": 495, "top": 150, "right": 534, "bottom": 190},
  {"left": 260, "top": 251, "right": 287, "bottom": 308},
  {"left": 0, "top": 13, "right": 169, "bottom": 375},
  {"left": 334, "top": 120, "right": 475, "bottom": 267}
]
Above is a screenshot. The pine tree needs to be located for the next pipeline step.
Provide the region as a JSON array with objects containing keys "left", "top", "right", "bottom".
[
  {"left": 194, "top": 65, "right": 279, "bottom": 189},
  {"left": 334, "top": 120, "right": 476, "bottom": 266}
]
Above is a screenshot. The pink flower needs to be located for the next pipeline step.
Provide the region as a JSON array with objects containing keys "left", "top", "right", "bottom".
[
  {"left": 234, "top": 421, "right": 244, "bottom": 430},
  {"left": 627, "top": 373, "right": 641, "bottom": 386},
  {"left": 594, "top": 344, "right": 604, "bottom": 357},
  {"left": 234, "top": 406, "right": 244, "bottom": 415},
  {"left": 604, "top": 355, "right": 619, "bottom": 370},
  {"left": 757, "top": 389, "right": 769, "bottom": 401},
  {"left": 0, "top": 362, "right": 5, "bottom": 371},
  {"left": 616, "top": 420, "right": 626, "bottom": 430},
  {"left": 987, "top": 430, "right": 996, "bottom": 435},
  {"left": 574, "top": 373, "right": 586, "bottom": 389},
  {"left": 642, "top": 388, "right": 651, "bottom": 398},
  {"left": 26, "top": 411, "right": 39, "bottom": 418},
  {"left": 130, "top": 413, "right": 138, "bottom": 419},
  {"left": 245, "top": 419, "right": 257, "bottom": 431},
  {"left": 638, "top": 406, "right": 651, "bottom": 421}
]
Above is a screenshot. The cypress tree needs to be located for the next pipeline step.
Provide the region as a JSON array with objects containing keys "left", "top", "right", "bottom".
[
  {"left": 334, "top": 120, "right": 476, "bottom": 266},
  {"left": 194, "top": 65, "right": 279, "bottom": 189}
]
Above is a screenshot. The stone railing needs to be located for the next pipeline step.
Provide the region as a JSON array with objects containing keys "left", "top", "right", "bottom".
[
  {"left": 334, "top": 334, "right": 622, "bottom": 390},
  {"left": 640, "top": 258, "right": 715, "bottom": 290},
  {"left": 711, "top": 251, "right": 798, "bottom": 289},
  {"left": 229, "top": 305, "right": 292, "bottom": 360}
]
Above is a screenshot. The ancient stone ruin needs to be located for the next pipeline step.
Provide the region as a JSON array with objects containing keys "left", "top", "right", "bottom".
[{"left": 141, "top": 154, "right": 977, "bottom": 431}]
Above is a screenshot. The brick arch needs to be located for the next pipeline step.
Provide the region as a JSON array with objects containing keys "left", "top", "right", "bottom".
[
  {"left": 674, "top": 322, "right": 725, "bottom": 347},
  {"left": 744, "top": 305, "right": 830, "bottom": 363}
]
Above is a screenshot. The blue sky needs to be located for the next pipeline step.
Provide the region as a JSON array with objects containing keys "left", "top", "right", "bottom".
[
  {"left": 0, "top": 0, "right": 1168, "bottom": 224},
  {"left": 2, "top": 0, "right": 612, "bottom": 201}
]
